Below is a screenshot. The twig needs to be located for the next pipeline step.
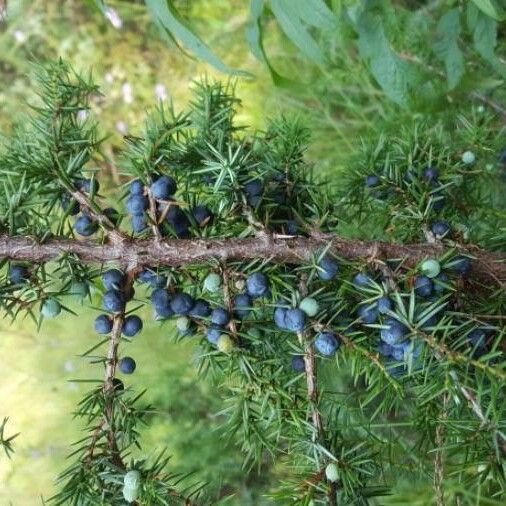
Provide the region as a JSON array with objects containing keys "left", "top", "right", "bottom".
[{"left": 146, "top": 186, "right": 163, "bottom": 241}]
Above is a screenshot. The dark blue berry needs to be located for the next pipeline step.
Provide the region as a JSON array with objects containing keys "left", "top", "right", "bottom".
[
  {"left": 377, "top": 296, "right": 392, "bottom": 314},
  {"left": 284, "top": 309, "right": 306, "bottom": 332},
  {"left": 247, "top": 194, "right": 261, "bottom": 207},
  {"left": 433, "top": 272, "right": 449, "bottom": 293},
  {"left": 9, "top": 264, "right": 29, "bottom": 284},
  {"left": 318, "top": 256, "right": 339, "bottom": 281},
  {"left": 75, "top": 178, "right": 99, "bottom": 194},
  {"left": 365, "top": 174, "right": 380, "bottom": 187},
  {"left": 192, "top": 205, "right": 214, "bottom": 226},
  {"left": 432, "top": 196, "right": 446, "bottom": 211},
  {"left": 246, "top": 272, "right": 270, "bottom": 298},
  {"left": 170, "top": 293, "right": 195, "bottom": 315},
  {"left": 353, "top": 272, "right": 374, "bottom": 288},
  {"left": 130, "top": 179, "right": 144, "bottom": 195},
  {"left": 172, "top": 220, "right": 190, "bottom": 239},
  {"left": 211, "top": 308, "right": 231, "bottom": 326},
  {"left": 314, "top": 332, "right": 340, "bottom": 356},
  {"left": 138, "top": 269, "right": 167, "bottom": 288},
  {"left": 126, "top": 195, "right": 149, "bottom": 215},
  {"left": 390, "top": 341, "right": 409, "bottom": 361},
  {"left": 131, "top": 214, "right": 147, "bottom": 233},
  {"left": 122, "top": 315, "right": 143, "bottom": 337},
  {"left": 358, "top": 303, "right": 379, "bottom": 324},
  {"left": 424, "top": 166, "right": 439, "bottom": 182},
  {"left": 206, "top": 325, "right": 223, "bottom": 344},
  {"left": 431, "top": 221, "right": 451, "bottom": 237},
  {"left": 189, "top": 299, "right": 212, "bottom": 318},
  {"left": 103, "top": 269, "right": 125, "bottom": 291},
  {"left": 244, "top": 179, "right": 262, "bottom": 196},
  {"left": 151, "top": 175, "right": 177, "bottom": 199},
  {"left": 414, "top": 276, "right": 434, "bottom": 298},
  {"left": 285, "top": 220, "right": 299, "bottom": 236},
  {"left": 449, "top": 256, "right": 471, "bottom": 275},
  {"left": 468, "top": 328, "right": 487, "bottom": 348},
  {"left": 380, "top": 318, "right": 408, "bottom": 345},
  {"left": 378, "top": 342, "right": 393, "bottom": 357},
  {"left": 151, "top": 288, "right": 173, "bottom": 318},
  {"left": 74, "top": 215, "right": 98, "bottom": 236},
  {"left": 61, "top": 194, "right": 79, "bottom": 215},
  {"left": 291, "top": 355, "right": 305, "bottom": 372},
  {"left": 104, "top": 207, "right": 120, "bottom": 225},
  {"left": 119, "top": 357, "right": 136, "bottom": 374},
  {"left": 103, "top": 289, "right": 125, "bottom": 313},
  {"left": 234, "top": 293, "right": 252, "bottom": 319},
  {"left": 274, "top": 307, "right": 288, "bottom": 329},
  {"left": 95, "top": 314, "right": 113, "bottom": 334}
]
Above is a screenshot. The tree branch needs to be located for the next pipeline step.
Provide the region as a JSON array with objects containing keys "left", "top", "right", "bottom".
[{"left": 0, "top": 234, "right": 504, "bottom": 284}]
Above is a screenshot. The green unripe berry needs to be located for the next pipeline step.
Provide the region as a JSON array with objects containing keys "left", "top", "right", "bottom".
[
  {"left": 41, "top": 298, "right": 62, "bottom": 318},
  {"left": 122, "top": 484, "right": 139, "bottom": 503},
  {"left": 176, "top": 316, "right": 191, "bottom": 332},
  {"left": 299, "top": 297, "right": 319, "bottom": 317},
  {"left": 325, "top": 462, "right": 339, "bottom": 482},
  {"left": 69, "top": 281, "right": 89, "bottom": 299},
  {"left": 453, "top": 174, "right": 464, "bottom": 187},
  {"left": 461, "top": 151, "right": 476, "bottom": 165},
  {"left": 203, "top": 272, "right": 221, "bottom": 292},
  {"left": 420, "top": 259, "right": 441, "bottom": 278},
  {"left": 247, "top": 327, "right": 262, "bottom": 339},
  {"left": 124, "top": 469, "right": 141, "bottom": 489},
  {"left": 217, "top": 334, "right": 234, "bottom": 353}
]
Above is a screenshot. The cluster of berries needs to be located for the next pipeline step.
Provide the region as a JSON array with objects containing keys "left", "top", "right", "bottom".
[{"left": 94, "top": 269, "right": 141, "bottom": 375}]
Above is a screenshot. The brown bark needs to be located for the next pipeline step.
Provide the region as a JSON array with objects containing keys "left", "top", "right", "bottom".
[{"left": 0, "top": 233, "right": 504, "bottom": 284}]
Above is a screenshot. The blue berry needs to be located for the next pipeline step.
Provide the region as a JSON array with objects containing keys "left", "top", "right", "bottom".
[
  {"left": 151, "top": 175, "right": 177, "bottom": 199},
  {"left": 211, "top": 308, "right": 231, "bottom": 326},
  {"left": 353, "top": 272, "right": 374, "bottom": 288},
  {"left": 317, "top": 256, "right": 339, "bottom": 281},
  {"left": 314, "top": 332, "right": 340, "bottom": 356},
  {"left": 74, "top": 214, "right": 98, "bottom": 236},
  {"left": 103, "top": 269, "right": 125, "bottom": 290},
  {"left": 424, "top": 166, "right": 439, "bottom": 182},
  {"left": 433, "top": 272, "right": 449, "bottom": 293},
  {"left": 122, "top": 315, "right": 143, "bottom": 337},
  {"left": 192, "top": 205, "right": 214, "bottom": 226},
  {"left": 95, "top": 314, "right": 113, "bottom": 334},
  {"left": 151, "top": 288, "right": 173, "bottom": 318},
  {"left": 119, "top": 357, "right": 136, "bottom": 374},
  {"left": 103, "top": 289, "right": 125, "bottom": 313},
  {"left": 9, "top": 264, "right": 28, "bottom": 284},
  {"left": 284, "top": 309, "right": 306, "bottom": 332},
  {"left": 274, "top": 307, "right": 288, "bottom": 329},
  {"left": 246, "top": 272, "right": 270, "bottom": 298},
  {"left": 138, "top": 269, "right": 167, "bottom": 288},
  {"left": 377, "top": 296, "right": 392, "bottom": 314},
  {"left": 390, "top": 341, "right": 409, "bottom": 361},
  {"left": 365, "top": 174, "right": 380, "bottom": 187},
  {"left": 291, "top": 355, "right": 305, "bottom": 372},
  {"left": 189, "top": 299, "right": 212, "bottom": 318},
  {"left": 130, "top": 179, "right": 144, "bottom": 195},
  {"left": 432, "top": 196, "right": 446, "bottom": 211},
  {"left": 431, "top": 221, "right": 451, "bottom": 238},
  {"left": 378, "top": 342, "right": 393, "bottom": 357},
  {"left": 468, "top": 328, "right": 487, "bottom": 348},
  {"left": 285, "top": 220, "right": 299, "bottom": 236},
  {"left": 75, "top": 178, "right": 99, "bottom": 194},
  {"left": 131, "top": 213, "right": 147, "bottom": 233},
  {"left": 358, "top": 303, "right": 379, "bottom": 324},
  {"left": 206, "top": 325, "right": 223, "bottom": 345},
  {"left": 233, "top": 293, "right": 252, "bottom": 319},
  {"left": 170, "top": 293, "right": 195, "bottom": 315},
  {"left": 172, "top": 221, "right": 190, "bottom": 239},
  {"left": 414, "top": 276, "right": 434, "bottom": 298},
  {"left": 61, "top": 194, "right": 79, "bottom": 215},
  {"left": 244, "top": 179, "right": 262, "bottom": 196},
  {"left": 166, "top": 206, "right": 188, "bottom": 226},
  {"left": 380, "top": 318, "right": 409, "bottom": 345},
  {"left": 449, "top": 256, "right": 471, "bottom": 275},
  {"left": 126, "top": 195, "right": 149, "bottom": 215}
]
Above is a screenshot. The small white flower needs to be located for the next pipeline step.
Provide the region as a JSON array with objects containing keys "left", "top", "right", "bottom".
[
  {"left": 13, "top": 30, "right": 26, "bottom": 43},
  {"left": 105, "top": 7, "right": 123, "bottom": 29},
  {"left": 105, "top": 72, "right": 114, "bottom": 84},
  {"left": 121, "top": 83, "right": 133, "bottom": 104},
  {"left": 116, "top": 121, "right": 128, "bottom": 135},
  {"left": 155, "top": 83, "right": 168, "bottom": 101},
  {"left": 77, "top": 109, "right": 89, "bottom": 122}
]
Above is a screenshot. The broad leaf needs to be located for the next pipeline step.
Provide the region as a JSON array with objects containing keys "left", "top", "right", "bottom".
[{"left": 470, "top": 0, "right": 506, "bottom": 21}]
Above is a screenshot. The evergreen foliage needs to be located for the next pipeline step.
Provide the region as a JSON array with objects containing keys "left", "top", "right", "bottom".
[{"left": 0, "top": 60, "right": 505, "bottom": 505}]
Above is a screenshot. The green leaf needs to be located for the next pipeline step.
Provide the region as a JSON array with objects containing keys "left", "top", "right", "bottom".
[
  {"left": 245, "top": 0, "right": 293, "bottom": 86},
  {"left": 269, "top": 0, "right": 327, "bottom": 66},
  {"left": 432, "top": 9, "right": 465, "bottom": 90},
  {"left": 279, "top": 0, "right": 336, "bottom": 31},
  {"left": 145, "top": 0, "right": 248, "bottom": 76},
  {"left": 470, "top": 0, "right": 506, "bottom": 21},
  {"left": 354, "top": 13, "right": 420, "bottom": 107},
  {"left": 468, "top": 4, "right": 506, "bottom": 78}
]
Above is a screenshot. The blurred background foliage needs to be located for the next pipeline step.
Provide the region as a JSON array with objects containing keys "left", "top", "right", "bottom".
[{"left": 0, "top": 0, "right": 504, "bottom": 504}]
